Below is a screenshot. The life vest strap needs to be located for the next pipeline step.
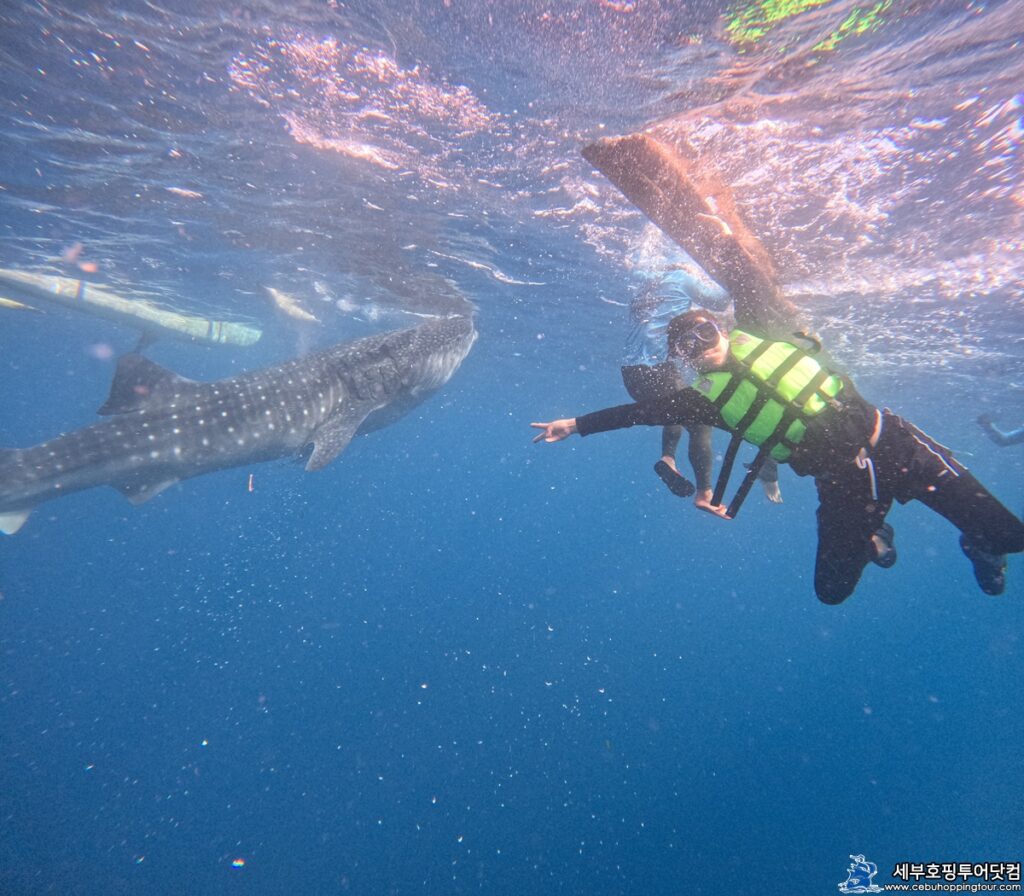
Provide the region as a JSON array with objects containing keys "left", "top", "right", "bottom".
[
  {"left": 724, "top": 395, "right": 816, "bottom": 517},
  {"left": 711, "top": 433, "right": 744, "bottom": 508},
  {"left": 710, "top": 337, "right": 843, "bottom": 518},
  {"left": 789, "top": 367, "right": 832, "bottom": 413},
  {"left": 764, "top": 346, "right": 807, "bottom": 390},
  {"left": 716, "top": 396, "right": 812, "bottom": 519},
  {"left": 730, "top": 388, "right": 773, "bottom": 446},
  {"left": 726, "top": 444, "right": 772, "bottom": 518},
  {"left": 710, "top": 338, "right": 775, "bottom": 413}
]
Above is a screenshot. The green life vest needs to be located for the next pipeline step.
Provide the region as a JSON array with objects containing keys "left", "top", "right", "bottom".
[
  {"left": 692, "top": 329, "right": 846, "bottom": 518},
  {"left": 693, "top": 329, "right": 844, "bottom": 463}
]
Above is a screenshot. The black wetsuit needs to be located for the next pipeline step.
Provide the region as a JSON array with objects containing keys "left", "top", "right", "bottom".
[{"left": 576, "top": 369, "right": 1024, "bottom": 603}]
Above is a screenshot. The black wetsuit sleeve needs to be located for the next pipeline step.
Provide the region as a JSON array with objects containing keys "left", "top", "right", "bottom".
[{"left": 576, "top": 388, "right": 721, "bottom": 437}]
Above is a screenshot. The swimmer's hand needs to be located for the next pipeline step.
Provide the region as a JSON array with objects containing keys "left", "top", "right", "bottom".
[
  {"left": 761, "top": 480, "right": 783, "bottom": 503},
  {"left": 531, "top": 419, "right": 578, "bottom": 443},
  {"left": 694, "top": 488, "right": 731, "bottom": 520}
]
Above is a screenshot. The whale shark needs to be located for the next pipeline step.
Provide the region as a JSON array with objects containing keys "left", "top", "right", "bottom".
[{"left": 0, "top": 316, "right": 477, "bottom": 533}]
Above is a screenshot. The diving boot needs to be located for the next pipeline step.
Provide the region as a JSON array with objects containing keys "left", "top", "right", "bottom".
[
  {"left": 960, "top": 534, "right": 1006, "bottom": 596},
  {"left": 871, "top": 523, "right": 897, "bottom": 569}
]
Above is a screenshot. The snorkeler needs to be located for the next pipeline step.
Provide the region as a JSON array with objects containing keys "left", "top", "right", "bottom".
[
  {"left": 621, "top": 261, "right": 714, "bottom": 500},
  {"left": 621, "top": 269, "right": 783, "bottom": 505},
  {"left": 532, "top": 310, "right": 1024, "bottom": 602},
  {"left": 977, "top": 414, "right": 1024, "bottom": 447}
]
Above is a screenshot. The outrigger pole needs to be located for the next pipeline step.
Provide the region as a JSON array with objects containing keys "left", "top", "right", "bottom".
[
  {"left": 0, "top": 267, "right": 261, "bottom": 347},
  {"left": 581, "top": 133, "right": 798, "bottom": 335}
]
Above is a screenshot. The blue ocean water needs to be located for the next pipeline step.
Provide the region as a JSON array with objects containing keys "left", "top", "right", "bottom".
[{"left": 1, "top": 1, "right": 1023, "bottom": 894}]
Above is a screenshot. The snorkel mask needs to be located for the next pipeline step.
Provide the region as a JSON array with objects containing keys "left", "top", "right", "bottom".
[{"left": 668, "top": 313, "right": 721, "bottom": 361}]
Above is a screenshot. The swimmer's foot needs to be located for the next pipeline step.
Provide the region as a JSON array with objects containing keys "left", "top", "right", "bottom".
[
  {"left": 960, "top": 534, "right": 1006, "bottom": 596},
  {"left": 871, "top": 523, "right": 897, "bottom": 569},
  {"left": 654, "top": 460, "right": 695, "bottom": 499}
]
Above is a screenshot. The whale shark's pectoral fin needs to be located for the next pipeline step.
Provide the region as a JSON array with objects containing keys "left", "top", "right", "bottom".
[
  {"left": 98, "top": 354, "right": 196, "bottom": 416},
  {"left": 0, "top": 509, "right": 32, "bottom": 535},
  {"left": 306, "top": 402, "right": 379, "bottom": 472},
  {"left": 114, "top": 477, "right": 180, "bottom": 505}
]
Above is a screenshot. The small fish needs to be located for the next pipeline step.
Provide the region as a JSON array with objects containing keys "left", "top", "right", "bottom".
[
  {"left": 265, "top": 286, "right": 320, "bottom": 324},
  {"left": 247, "top": 473, "right": 254, "bottom": 493},
  {"left": 166, "top": 186, "right": 204, "bottom": 200}
]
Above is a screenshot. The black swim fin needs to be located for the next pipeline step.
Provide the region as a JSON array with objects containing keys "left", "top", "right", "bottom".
[
  {"left": 871, "top": 523, "right": 897, "bottom": 569},
  {"left": 654, "top": 460, "right": 695, "bottom": 499}
]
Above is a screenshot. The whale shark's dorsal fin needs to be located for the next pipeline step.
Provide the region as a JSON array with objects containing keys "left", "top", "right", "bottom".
[
  {"left": 98, "top": 354, "right": 195, "bottom": 416},
  {"left": 306, "top": 401, "right": 380, "bottom": 472}
]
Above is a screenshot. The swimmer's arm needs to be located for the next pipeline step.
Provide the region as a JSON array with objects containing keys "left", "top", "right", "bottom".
[
  {"left": 532, "top": 389, "right": 719, "bottom": 443},
  {"left": 575, "top": 389, "right": 719, "bottom": 436},
  {"left": 978, "top": 414, "right": 1024, "bottom": 447}
]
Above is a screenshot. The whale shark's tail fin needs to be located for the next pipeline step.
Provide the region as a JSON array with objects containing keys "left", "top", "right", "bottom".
[{"left": 0, "top": 448, "right": 32, "bottom": 534}]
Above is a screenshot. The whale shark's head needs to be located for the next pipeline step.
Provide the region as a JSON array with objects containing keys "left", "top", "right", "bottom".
[{"left": 407, "top": 315, "right": 478, "bottom": 391}]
